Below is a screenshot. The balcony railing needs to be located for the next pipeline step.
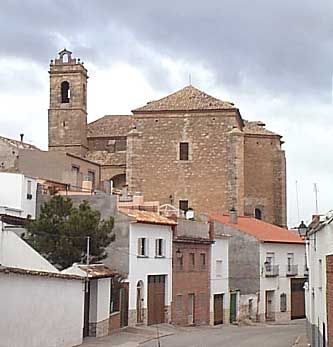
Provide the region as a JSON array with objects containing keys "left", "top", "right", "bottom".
[
  {"left": 264, "top": 264, "right": 279, "bottom": 277},
  {"left": 304, "top": 265, "right": 309, "bottom": 277},
  {"left": 286, "top": 264, "right": 298, "bottom": 276}
]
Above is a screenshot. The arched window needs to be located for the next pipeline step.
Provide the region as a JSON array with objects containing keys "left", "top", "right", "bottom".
[
  {"left": 61, "top": 81, "right": 70, "bottom": 103},
  {"left": 255, "top": 208, "right": 262, "bottom": 220}
]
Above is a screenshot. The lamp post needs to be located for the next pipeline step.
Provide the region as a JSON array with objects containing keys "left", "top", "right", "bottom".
[{"left": 298, "top": 221, "right": 307, "bottom": 238}]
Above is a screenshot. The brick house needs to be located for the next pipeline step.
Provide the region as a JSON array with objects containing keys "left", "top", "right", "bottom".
[
  {"left": 46, "top": 49, "right": 286, "bottom": 227},
  {"left": 171, "top": 219, "right": 213, "bottom": 326}
]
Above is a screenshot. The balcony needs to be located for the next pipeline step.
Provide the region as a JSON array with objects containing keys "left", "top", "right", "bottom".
[
  {"left": 264, "top": 264, "right": 279, "bottom": 277},
  {"left": 304, "top": 265, "right": 309, "bottom": 277},
  {"left": 286, "top": 264, "right": 298, "bottom": 277}
]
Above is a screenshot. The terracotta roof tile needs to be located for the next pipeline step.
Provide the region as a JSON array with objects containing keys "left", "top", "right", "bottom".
[
  {"left": 119, "top": 209, "right": 177, "bottom": 226},
  {"left": 210, "top": 214, "right": 304, "bottom": 244},
  {"left": 133, "top": 85, "right": 235, "bottom": 113},
  {"left": 243, "top": 120, "right": 280, "bottom": 137},
  {"left": 0, "top": 135, "right": 40, "bottom": 150},
  {"left": 77, "top": 264, "right": 118, "bottom": 278},
  {"left": 87, "top": 115, "right": 133, "bottom": 137}
]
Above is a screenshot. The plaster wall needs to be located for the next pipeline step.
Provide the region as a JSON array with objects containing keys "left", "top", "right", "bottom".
[
  {"left": 0, "top": 228, "right": 58, "bottom": 272},
  {"left": 306, "top": 222, "right": 333, "bottom": 346},
  {"left": 258, "top": 242, "right": 306, "bottom": 321},
  {"left": 127, "top": 223, "right": 172, "bottom": 320},
  {"left": 0, "top": 272, "right": 84, "bottom": 347}
]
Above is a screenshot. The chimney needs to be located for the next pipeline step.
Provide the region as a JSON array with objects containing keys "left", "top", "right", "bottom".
[
  {"left": 20, "top": 133, "right": 24, "bottom": 143},
  {"left": 229, "top": 207, "right": 238, "bottom": 224},
  {"left": 209, "top": 220, "right": 215, "bottom": 240}
]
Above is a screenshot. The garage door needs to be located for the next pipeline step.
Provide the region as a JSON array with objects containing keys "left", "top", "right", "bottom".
[
  {"left": 148, "top": 275, "right": 166, "bottom": 325},
  {"left": 291, "top": 278, "right": 306, "bottom": 319}
]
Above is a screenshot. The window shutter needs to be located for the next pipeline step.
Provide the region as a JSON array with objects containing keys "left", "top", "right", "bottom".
[
  {"left": 145, "top": 238, "right": 149, "bottom": 257},
  {"left": 155, "top": 239, "right": 158, "bottom": 256},
  {"left": 137, "top": 238, "right": 141, "bottom": 255}
]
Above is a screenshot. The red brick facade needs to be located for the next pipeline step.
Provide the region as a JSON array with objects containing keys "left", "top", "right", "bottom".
[
  {"left": 172, "top": 239, "right": 211, "bottom": 326},
  {"left": 327, "top": 255, "right": 333, "bottom": 347}
]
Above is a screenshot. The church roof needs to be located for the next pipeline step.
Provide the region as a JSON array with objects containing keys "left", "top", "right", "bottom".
[
  {"left": 0, "top": 135, "right": 40, "bottom": 150},
  {"left": 243, "top": 121, "right": 281, "bottom": 137},
  {"left": 133, "top": 85, "right": 235, "bottom": 113},
  {"left": 87, "top": 115, "right": 133, "bottom": 138}
]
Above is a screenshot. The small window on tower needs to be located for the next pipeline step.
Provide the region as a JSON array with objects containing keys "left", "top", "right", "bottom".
[
  {"left": 179, "top": 142, "right": 189, "bottom": 160},
  {"left": 179, "top": 200, "right": 189, "bottom": 213},
  {"left": 61, "top": 81, "right": 70, "bottom": 103}
]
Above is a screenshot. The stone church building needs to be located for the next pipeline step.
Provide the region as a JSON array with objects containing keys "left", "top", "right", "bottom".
[{"left": 48, "top": 49, "right": 286, "bottom": 226}]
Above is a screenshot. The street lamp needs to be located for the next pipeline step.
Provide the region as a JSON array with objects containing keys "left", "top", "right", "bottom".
[{"left": 298, "top": 221, "right": 307, "bottom": 238}]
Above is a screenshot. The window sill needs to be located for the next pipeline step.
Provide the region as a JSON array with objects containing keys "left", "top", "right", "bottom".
[
  {"left": 155, "top": 255, "right": 166, "bottom": 259},
  {"left": 137, "top": 255, "right": 148, "bottom": 258}
]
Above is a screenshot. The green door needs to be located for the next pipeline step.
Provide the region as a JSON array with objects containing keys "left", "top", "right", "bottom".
[{"left": 230, "top": 293, "right": 237, "bottom": 323}]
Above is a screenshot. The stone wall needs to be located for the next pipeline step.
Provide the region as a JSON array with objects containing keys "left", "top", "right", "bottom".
[{"left": 244, "top": 135, "right": 286, "bottom": 227}]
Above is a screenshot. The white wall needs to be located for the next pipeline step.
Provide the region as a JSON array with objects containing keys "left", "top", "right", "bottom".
[
  {"left": 210, "top": 237, "right": 229, "bottom": 323},
  {"left": 259, "top": 242, "right": 306, "bottom": 318},
  {"left": 306, "top": 221, "right": 333, "bottom": 343},
  {"left": 95, "top": 278, "right": 111, "bottom": 323},
  {"left": 0, "top": 227, "right": 58, "bottom": 272},
  {"left": 0, "top": 272, "right": 84, "bottom": 347},
  {"left": 128, "top": 223, "right": 172, "bottom": 311},
  {"left": 0, "top": 172, "right": 37, "bottom": 218}
]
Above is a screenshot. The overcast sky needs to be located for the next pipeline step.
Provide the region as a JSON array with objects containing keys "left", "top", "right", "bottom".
[{"left": 1, "top": 0, "right": 332, "bottom": 227}]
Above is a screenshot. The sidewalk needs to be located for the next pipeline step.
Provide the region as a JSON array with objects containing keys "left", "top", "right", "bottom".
[
  {"left": 293, "top": 334, "right": 310, "bottom": 347},
  {"left": 81, "top": 324, "right": 177, "bottom": 347}
]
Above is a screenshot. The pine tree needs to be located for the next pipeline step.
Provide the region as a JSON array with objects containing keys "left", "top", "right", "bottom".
[{"left": 24, "top": 195, "right": 114, "bottom": 270}]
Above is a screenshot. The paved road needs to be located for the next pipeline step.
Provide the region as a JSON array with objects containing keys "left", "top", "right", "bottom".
[{"left": 141, "top": 320, "right": 306, "bottom": 347}]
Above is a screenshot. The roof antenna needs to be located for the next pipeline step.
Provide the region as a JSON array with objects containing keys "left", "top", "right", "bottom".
[{"left": 189, "top": 73, "right": 192, "bottom": 85}]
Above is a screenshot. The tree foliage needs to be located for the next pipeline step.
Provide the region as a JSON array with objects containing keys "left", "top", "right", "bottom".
[{"left": 24, "top": 195, "right": 114, "bottom": 270}]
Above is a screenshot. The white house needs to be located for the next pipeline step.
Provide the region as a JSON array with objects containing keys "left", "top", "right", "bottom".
[
  {"left": 106, "top": 209, "right": 175, "bottom": 326},
  {"left": 211, "top": 212, "right": 306, "bottom": 322},
  {"left": 63, "top": 263, "right": 118, "bottom": 338},
  {"left": 209, "top": 229, "right": 230, "bottom": 325},
  {"left": 0, "top": 216, "right": 85, "bottom": 347},
  {"left": 0, "top": 172, "right": 37, "bottom": 219},
  {"left": 306, "top": 211, "right": 333, "bottom": 347}
]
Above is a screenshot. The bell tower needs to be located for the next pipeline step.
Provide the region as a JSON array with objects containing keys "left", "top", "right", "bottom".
[{"left": 48, "top": 49, "right": 88, "bottom": 157}]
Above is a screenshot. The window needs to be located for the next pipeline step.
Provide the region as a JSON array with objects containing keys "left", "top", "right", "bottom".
[
  {"left": 189, "top": 253, "right": 195, "bottom": 270},
  {"left": 176, "top": 295, "right": 183, "bottom": 311},
  {"left": 155, "top": 238, "right": 165, "bottom": 257},
  {"left": 26, "top": 180, "right": 32, "bottom": 200},
  {"left": 71, "top": 165, "right": 80, "bottom": 187},
  {"left": 216, "top": 260, "right": 223, "bottom": 277},
  {"left": 179, "top": 200, "right": 189, "bottom": 213},
  {"left": 61, "top": 81, "right": 70, "bottom": 103},
  {"left": 265, "top": 252, "right": 275, "bottom": 271},
  {"left": 287, "top": 253, "right": 294, "bottom": 272},
  {"left": 137, "top": 238, "right": 148, "bottom": 257},
  {"left": 319, "top": 259, "right": 323, "bottom": 289},
  {"left": 179, "top": 142, "right": 189, "bottom": 160},
  {"left": 83, "top": 83, "right": 86, "bottom": 106},
  {"left": 175, "top": 253, "right": 183, "bottom": 271},
  {"left": 255, "top": 208, "right": 262, "bottom": 220},
  {"left": 280, "top": 293, "right": 287, "bottom": 312},
  {"left": 88, "top": 170, "right": 96, "bottom": 189},
  {"left": 200, "top": 253, "right": 206, "bottom": 269}
]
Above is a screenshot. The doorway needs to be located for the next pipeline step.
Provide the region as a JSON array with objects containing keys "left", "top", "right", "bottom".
[
  {"left": 230, "top": 292, "right": 237, "bottom": 323},
  {"left": 136, "top": 281, "right": 144, "bottom": 324},
  {"left": 265, "top": 290, "right": 275, "bottom": 321},
  {"left": 214, "top": 293, "right": 224, "bottom": 325},
  {"left": 188, "top": 293, "right": 195, "bottom": 325}
]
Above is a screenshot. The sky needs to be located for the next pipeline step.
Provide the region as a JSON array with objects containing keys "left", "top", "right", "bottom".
[{"left": 1, "top": 0, "right": 332, "bottom": 227}]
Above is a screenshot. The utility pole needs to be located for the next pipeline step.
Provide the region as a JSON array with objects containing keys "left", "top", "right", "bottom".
[{"left": 86, "top": 236, "right": 90, "bottom": 265}]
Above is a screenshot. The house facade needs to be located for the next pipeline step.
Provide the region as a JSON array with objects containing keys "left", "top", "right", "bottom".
[
  {"left": 211, "top": 212, "right": 306, "bottom": 323},
  {"left": 0, "top": 172, "right": 37, "bottom": 219},
  {"left": 171, "top": 219, "right": 213, "bottom": 326},
  {"left": 306, "top": 212, "right": 333, "bottom": 347},
  {"left": 105, "top": 209, "right": 175, "bottom": 326}
]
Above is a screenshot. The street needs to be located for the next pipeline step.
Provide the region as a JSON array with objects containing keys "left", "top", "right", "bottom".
[{"left": 141, "top": 320, "right": 306, "bottom": 347}]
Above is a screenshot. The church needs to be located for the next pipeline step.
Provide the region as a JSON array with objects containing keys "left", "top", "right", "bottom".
[{"left": 48, "top": 49, "right": 286, "bottom": 227}]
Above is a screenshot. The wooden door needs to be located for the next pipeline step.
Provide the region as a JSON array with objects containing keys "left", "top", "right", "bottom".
[
  {"left": 230, "top": 293, "right": 237, "bottom": 323},
  {"left": 148, "top": 275, "right": 165, "bottom": 325},
  {"left": 291, "top": 278, "right": 306, "bottom": 319},
  {"left": 136, "top": 285, "right": 143, "bottom": 323},
  {"left": 188, "top": 293, "right": 195, "bottom": 325},
  {"left": 214, "top": 294, "right": 224, "bottom": 325},
  {"left": 265, "top": 290, "right": 275, "bottom": 321}
]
